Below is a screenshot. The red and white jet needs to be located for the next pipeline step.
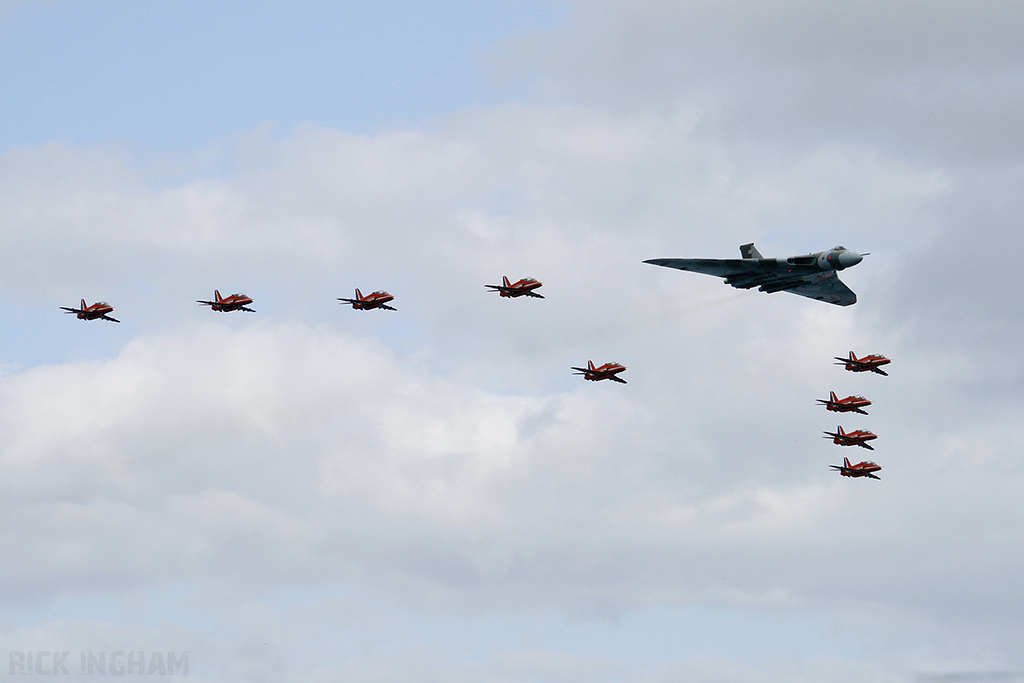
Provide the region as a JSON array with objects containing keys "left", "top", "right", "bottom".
[
  {"left": 817, "top": 391, "right": 871, "bottom": 415},
  {"left": 835, "top": 351, "right": 890, "bottom": 376},
  {"left": 197, "top": 290, "right": 255, "bottom": 312},
  {"left": 485, "top": 276, "right": 544, "bottom": 298},
  {"left": 823, "top": 425, "right": 878, "bottom": 450},
  {"left": 60, "top": 299, "right": 120, "bottom": 323},
  {"left": 830, "top": 456, "right": 882, "bottom": 480},
  {"left": 571, "top": 360, "right": 627, "bottom": 384},
  {"left": 338, "top": 289, "right": 396, "bottom": 311}
]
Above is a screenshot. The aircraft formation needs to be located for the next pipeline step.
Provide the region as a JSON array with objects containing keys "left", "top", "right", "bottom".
[
  {"left": 641, "top": 241, "right": 887, "bottom": 480},
  {"left": 821, "top": 351, "right": 892, "bottom": 480},
  {"left": 62, "top": 276, "right": 629, "bottom": 386},
  {"left": 62, "top": 243, "right": 882, "bottom": 478}
]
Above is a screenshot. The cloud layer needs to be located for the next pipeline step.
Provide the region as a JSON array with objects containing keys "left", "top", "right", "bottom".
[{"left": 2, "top": 2, "right": 1023, "bottom": 681}]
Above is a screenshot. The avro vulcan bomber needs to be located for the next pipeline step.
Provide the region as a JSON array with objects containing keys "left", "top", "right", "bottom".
[{"left": 645, "top": 243, "right": 865, "bottom": 306}]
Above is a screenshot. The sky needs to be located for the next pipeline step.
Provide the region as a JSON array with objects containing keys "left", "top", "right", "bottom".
[{"left": 1, "top": 1, "right": 1023, "bottom": 681}]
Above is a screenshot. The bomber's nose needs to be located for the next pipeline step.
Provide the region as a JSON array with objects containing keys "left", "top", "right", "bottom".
[{"left": 838, "top": 250, "right": 863, "bottom": 268}]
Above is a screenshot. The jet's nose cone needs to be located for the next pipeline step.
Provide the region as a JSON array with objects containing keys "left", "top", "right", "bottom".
[{"left": 838, "top": 250, "right": 863, "bottom": 268}]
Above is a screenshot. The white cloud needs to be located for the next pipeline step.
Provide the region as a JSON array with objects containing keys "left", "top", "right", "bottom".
[{"left": 2, "top": 2, "right": 1023, "bottom": 679}]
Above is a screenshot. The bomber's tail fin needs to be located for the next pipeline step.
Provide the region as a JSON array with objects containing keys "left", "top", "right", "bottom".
[{"left": 739, "top": 243, "right": 763, "bottom": 259}]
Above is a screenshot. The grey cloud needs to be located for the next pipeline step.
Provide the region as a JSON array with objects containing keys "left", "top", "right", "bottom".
[
  {"left": 498, "top": 0, "right": 1024, "bottom": 163},
  {"left": 3, "top": 4, "right": 1023, "bottom": 676}
]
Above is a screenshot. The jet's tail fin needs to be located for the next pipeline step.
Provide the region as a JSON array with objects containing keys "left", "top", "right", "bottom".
[
  {"left": 355, "top": 288, "right": 363, "bottom": 300},
  {"left": 588, "top": 360, "right": 595, "bottom": 371},
  {"left": 502, "top": 276, "right": 510, "bottom": 287},
  {"left": 837, "top": 425, "right": 846, "bottom": 436},
  {"left": 740, "top": 243, "right": 763, "bottom": 259},
  {"left": 844, "top": 457, "right": 851, "bottom": 468},
  {"left": 830, "top": 391, "right": 838, "bottom": 402},
  {"left": 81, "top": 298, "right": 87, "bottom": 308},
  {"left": 214, "top": 290, "right": 222, "bottom": 302}
]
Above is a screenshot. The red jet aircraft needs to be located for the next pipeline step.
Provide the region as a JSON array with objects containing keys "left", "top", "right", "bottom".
[
  {"left": 830, "top": 457, "right": 882, "bottom": 480},
  {"left": 485, "top": 276, "right": 544, "bottom": 298},
  {"left": 197, "top": 290, "right": 255, "bottom": 312},
  {"left": 338, "top": 289, "right": 396, "bottom": 311},
  {"left": 817, "top": 391, "right": 871, "bottom": 415},
  {"left": 823, "top": 425, "right": 878, "bottom": 450},
  {"left": 571, "top": 360, "right": 627, "bottom": 384},
  {"left": 60, "top": 299, "right": 120, "bottom": 323},
  {"left": 835, "top": 351, "right": 890, "bottom": 376}
]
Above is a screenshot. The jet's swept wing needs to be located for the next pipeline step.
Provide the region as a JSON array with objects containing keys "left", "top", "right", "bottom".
[
  {"left": 487, "top": 286, "right": 544, "bottom": 298},
  {"left": 338, "top": 289, "right": 397, "bottom": 311},
  {"left": 644, "top": 243, "right": 863, "bottom": 306},
  {"left": 196, "top": 300, "right": 255, "bottom": 312},
  {"left": 485, "top": 277, "right": 545, "bottom": 298},
  {"left": 830, "top": 464, "right": 881, "bottom": 479},
  {"left": 337, "top": 298, "right": 397, "bottom": 311},
  {"left": 60, "top": 303, "right": 121, "bottom": 322},
  {"left": 570, "top": 370, "right": 628, "bottom": 384},
  {"left": 571, "top": 362, "right": 628, "bottom": 383}
]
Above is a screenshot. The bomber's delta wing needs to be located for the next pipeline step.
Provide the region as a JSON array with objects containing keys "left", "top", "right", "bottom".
[
  {"left": 644, "top": 244, "right": 863, "bottom": 307},
  {"left": 786, "top": 273, "right": 857, "bottom": 306},
  {"left": 644, "top": 258, "right": 756, "bottom": 279}
]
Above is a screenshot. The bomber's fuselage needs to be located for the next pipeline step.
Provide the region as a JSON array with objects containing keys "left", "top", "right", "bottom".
[{"left": 776, "top": 247, "right": 863, "bottom": 271}]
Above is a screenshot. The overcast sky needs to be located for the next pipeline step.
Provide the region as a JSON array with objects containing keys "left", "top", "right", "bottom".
[{"left": 2, "top": 1, "right": 1023, "bottom": 681}]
